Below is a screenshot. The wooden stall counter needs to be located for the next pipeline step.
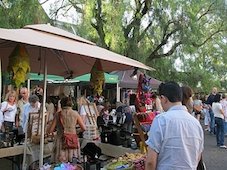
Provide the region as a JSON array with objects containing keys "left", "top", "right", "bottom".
[
  {"left": 80, "top": 138, "right": 140, "bottom": 158},
  {"left": 0, "top": 145, "right": 24, "bottom": 158},
  {"left": 0, "top": 142, "right": 53, "bottom": 166}
]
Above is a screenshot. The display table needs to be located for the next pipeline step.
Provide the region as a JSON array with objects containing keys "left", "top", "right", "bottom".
[
  {"left": 0, "top": 142, "right": 53, "bottom": 167},
  {"left": 0, "top": 145, "right": 24, "bottom": 158},
  {"left": 0, "top": 138, "right": 140, "bottom": 168},
  {"left": 1, "top": 139, "right": 139, "bottom": 159},
  {"left": 26, "top": 142, "right": 53, "bottom": 164},
  {"left": 80, "top": 139, "right": 140, "bottom": 158}
]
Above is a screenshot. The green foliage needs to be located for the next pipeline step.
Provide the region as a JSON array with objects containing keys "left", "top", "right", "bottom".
[
  {"left": 47, "top": 0, "right": 227, "bottom": 92},
  {"left": 1, "top": 0, "right": 226, "bottom": 92},
  {"left": 0, "top": 0, "right": 49, "bottom": 28}
]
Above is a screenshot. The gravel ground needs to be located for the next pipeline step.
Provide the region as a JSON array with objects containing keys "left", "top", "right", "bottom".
[{"left": 203, "top": 130, "right": 227, "bottom": 170}]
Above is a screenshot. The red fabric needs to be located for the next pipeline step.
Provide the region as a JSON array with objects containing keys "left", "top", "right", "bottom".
[
  {"left": 62, "top": 133, "right": 78, "bottom": 149},
  {"left": 138, "top": 106, "right": 146, "bottom": 112},
  {"left": 137, "top": 112, "right": 155, "bottom": 124},
  {"left": 147, "top": 112, "right": 155, "bottom": 124}
]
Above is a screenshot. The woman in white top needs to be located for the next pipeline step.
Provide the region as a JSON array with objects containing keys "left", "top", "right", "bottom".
[
  {"left": 220, "top": 94, "right": 227, "bottom": 135},
  {"left": 0, "top": 90, "right": 18, "bottom": 131},
  {"left": 212, "top": 93, "right": 225, "bottom": 148}
]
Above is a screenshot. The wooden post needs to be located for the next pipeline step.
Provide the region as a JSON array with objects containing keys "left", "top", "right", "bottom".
[
  {"left": 0, "top": 58, "right": 2, "bottom": 102},
  {"left": 39, "top": 51, "right": 47, "bottom": 168}
]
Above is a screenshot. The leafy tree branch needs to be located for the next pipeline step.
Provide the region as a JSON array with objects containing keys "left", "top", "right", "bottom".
[
  {"left": 196, "top": 2, "right": 215, "bottom": 21},
  {"left": 91, "top": 0, "right": 108, "bottom": 49},
  {"left": 40, "top": 0, "right": 50, "bottom": 5},
  {"left": 192, "top": 22, "right": 225, "bottom": 47},
  {"left": 68, "top": 0, "right": 83, "bottom": 13},
  {"left": 148, "top": 20, "right": 182, "bottom": 60}
]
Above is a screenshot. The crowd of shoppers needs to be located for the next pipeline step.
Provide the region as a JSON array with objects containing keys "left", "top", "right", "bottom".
[{"left": 0, "top": 82, "right": 226, "bottom": 169}]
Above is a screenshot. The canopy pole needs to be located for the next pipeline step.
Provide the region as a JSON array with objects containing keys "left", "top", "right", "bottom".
[
  {"left": 0, "top": 58, "right": 2, "bottom": 102},
  {"left": 77, "top": 85, "right": 81, "bottom": 98},
  {"left": 116, "top": 82, "right": 120, "bottom": 102},
  {"left": 27, "top": 78, "right": 30, "bottom": 95},
  {"left": 39, "top": 52, "right": 47, "bottom": 168}
]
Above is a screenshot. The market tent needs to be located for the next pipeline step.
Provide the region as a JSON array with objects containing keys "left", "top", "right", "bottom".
[
  {"left": 2, "top": 72, "right": 65, "bottom": 84},
  {"left": 0, "top": 24, "right": 152, "bottom": 78},
  {"left": 28, "top": 72, "right": 118, "bottom": 84},
  {"left": 0, "top": 24, "right": 153, "bottom": 167},
  {"left": 111, "top": 70, "right": 162, "bottom": 89},
  {"left": 28, "top": 73, "right": 64, "bottom": 81},
  {"left": 74, "top": 73, "right": 118, "bottom": 84}
]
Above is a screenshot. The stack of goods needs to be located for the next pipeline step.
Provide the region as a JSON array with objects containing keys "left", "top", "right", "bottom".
[
  {"left": 121, "top": 153, "right": 146, "bottom": 170},
  {"left": 0, "top": 131, "right": 14, "bottom": 148},
  {"left": 136, "top": 73, "right": 153, "bottom": 112},
  {"left": 83, "top": 125, "right": 99, "bottom": 140},
  {"left": 105, "top": 153, "right": 146, "bottom": 170}
]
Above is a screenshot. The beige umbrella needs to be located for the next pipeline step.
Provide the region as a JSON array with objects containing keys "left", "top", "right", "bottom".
[
  {"left": 0, "top": 24, "right": 153, "bottom": 168},
  {"left": 0, "top": 24, "right": 152, "bottom": 78}
]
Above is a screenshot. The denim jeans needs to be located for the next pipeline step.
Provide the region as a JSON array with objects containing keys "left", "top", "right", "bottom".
[
  {"left": 215, "top": 117, "right": 225, "bottom": 146},
  {"left": 209, "top": 109, "right": 215, "bottom": 134},
  {"left": 224, "top": 121, "right": 227, "bottom": 135}
]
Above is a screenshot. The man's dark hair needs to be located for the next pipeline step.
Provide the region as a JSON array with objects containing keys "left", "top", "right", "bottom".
[
  {"left": 158, "top": 81, "right": 182, "bottom": 102},
  {"left": 213, "top": 93, "right": 221, "bottom": 102}
]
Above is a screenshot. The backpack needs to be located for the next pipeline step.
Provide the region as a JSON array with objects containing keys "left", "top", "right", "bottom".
[{"left": 82, "top": 142, "right": 102, "bottom": 160}]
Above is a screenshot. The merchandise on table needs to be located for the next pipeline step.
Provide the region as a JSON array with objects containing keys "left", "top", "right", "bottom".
[
  {"left": 105, "top": 153, "right": 146, "bottom": 170},
  {"left": 83, "top": 125, "right": 99, "bottom": 140},
  {"left": 52, "top": 163, "right": 83, "bottom": 170},
  {"left": 105, "top": 160, "right": 134, "bottom": 170}
]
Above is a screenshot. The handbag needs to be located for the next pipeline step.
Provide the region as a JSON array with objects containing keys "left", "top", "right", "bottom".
[
  {"left": 62, "top": 133, "right": 78, "bottom": 149},
  {"left": 59, "top": 112, "right": 78, "bottom": 149}
]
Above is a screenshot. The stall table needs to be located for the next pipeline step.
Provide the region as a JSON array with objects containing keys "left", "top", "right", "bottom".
[
  {"left": 81, "top": 139, "right": 140, "bottom": 158},
  {"left": 0, "top": 142, "right": 53, "bottom": 169}
]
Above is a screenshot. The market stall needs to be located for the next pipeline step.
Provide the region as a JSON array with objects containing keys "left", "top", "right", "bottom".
[{"left": 0, "top": 24, "right": 152, "bottom": 168}]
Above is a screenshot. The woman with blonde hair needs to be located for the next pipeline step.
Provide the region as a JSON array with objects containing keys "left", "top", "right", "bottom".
[{"left": 0, "top": 90, "right": 18, "bottom": 131}]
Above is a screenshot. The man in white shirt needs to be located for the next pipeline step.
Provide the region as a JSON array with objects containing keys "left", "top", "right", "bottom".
[{"left": 145, "top": 81, "right": 204, "bottom": 170}]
